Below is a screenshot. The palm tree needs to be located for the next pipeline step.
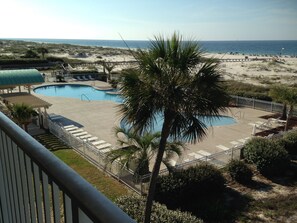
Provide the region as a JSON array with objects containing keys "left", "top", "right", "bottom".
[
  {"left": 270, "top": 85, "right": 297, "bottom": 131},
  {"left": 37, "top": 47, "right": 49, "bottom": 59},
  {"left": 103, "top": 61, "right": 115, "bottom": 82},
  {"left": 8, "top": 103, "right": 37, "bottom": 132},
  {"left": 108, "top": 127, "right": 185, "bottom": 181},
  {"left": 119, "top": 33, "right": 230, "bottom": 223}
]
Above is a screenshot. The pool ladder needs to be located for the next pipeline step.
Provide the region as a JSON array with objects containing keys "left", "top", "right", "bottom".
[{"left": 81, "top": 94, "right": 90, "bottom": 102}]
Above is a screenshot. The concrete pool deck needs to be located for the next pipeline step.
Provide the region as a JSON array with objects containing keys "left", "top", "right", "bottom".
[{"left": 32, "top": 80, "right": 275, "bottom": 162}]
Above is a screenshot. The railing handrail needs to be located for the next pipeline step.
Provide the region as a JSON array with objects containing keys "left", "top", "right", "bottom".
[
  {"left": 81, "top": 93, "right": 91, "bottom": 102},
  {"left": 0, "top": 112, "right": 135, "bottom": 223}
]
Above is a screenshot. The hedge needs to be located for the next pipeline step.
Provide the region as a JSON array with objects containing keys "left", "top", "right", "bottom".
[
  {"left": 116, "top": 195, "right": 203, "bottom": 223},
  {"left": 227, "top": 159, "right": 253, "bottom": 184},
  {"left": 243, "top": 137, "right": 290, "bottom": 176},
  {"left": 155, "top": 163, "right": 225, "bottom": 207}
]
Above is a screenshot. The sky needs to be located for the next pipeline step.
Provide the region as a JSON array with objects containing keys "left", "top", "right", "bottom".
[{"left": 1, "top": 0, "right": 297, "bottom": 41}]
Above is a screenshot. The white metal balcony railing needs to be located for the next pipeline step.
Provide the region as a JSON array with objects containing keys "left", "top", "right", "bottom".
[{"left": 0, "top": 112, "right": 135, "bottom": 223}]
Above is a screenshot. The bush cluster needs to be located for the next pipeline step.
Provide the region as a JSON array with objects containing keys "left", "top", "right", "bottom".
[
  {"left": 116, "top": 195, "right": 203, "bottom": 223},
  {"left": 227, "top": 159, "right": 253, "bottom": 184},
  {"left": 155, "top": 163, "right": 225, "bottom": 207},
  {"left": 0, "top": 59, "right": 48, "bottom": 65},
  {"left": 281, "top": 130, "right": 297, "bottom": 155},
  {"left": 243, "top": 137, "right": 290, "bottom": 176},
  {"left": 46, "top": 56, "right": 65, "bottom": 63},
  {"left": 223, "top": 80, "right": 271, "bottom": 101}
]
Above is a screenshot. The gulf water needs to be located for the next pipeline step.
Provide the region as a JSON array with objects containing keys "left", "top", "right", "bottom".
[{"left": 6, "top": 38, "right": 297, "bottom": 56}]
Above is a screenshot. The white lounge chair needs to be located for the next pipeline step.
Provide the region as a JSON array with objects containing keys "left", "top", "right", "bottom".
[
  {"left": 68, "top": 129, "right": 84, "bottom": 134},
  {"left": 194, "top": 154, "right": 204, "bottom": 159},
  {"left": 88, "top": 75, "right": 95, "bottom": 80},
  {"left": 88, "top": 136, "right": 98, "bottom": 141},
  {"left": 63, "top": 125, "right": 75, "bottom": 129},
  {"left": 65, "top": 127, "right": 79, "bottom": 131},
  {"left": 99, "top": 148, "right": 111, "bottom": 153},
  {"left": 197, "top": 150, "right": 211, "bottom": 156},
  {"left": 96, "top": 143, "right": 111, "bottom": 150},
  {"left": 72, "top": 132, "right": 88, "bottom": 137},
  {"left": 216, "top": 145, "right": 229, "bottom": 151},
  {"left": 92, "top": 140, "right": 106, "bottom": 146},
  {"left": 79, "top": 134, "right": 92, "bottom": 139}
]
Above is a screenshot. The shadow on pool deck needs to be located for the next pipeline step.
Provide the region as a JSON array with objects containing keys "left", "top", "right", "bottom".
[{"left": 49, "top": 113, "right": 84, "bottom": 128}]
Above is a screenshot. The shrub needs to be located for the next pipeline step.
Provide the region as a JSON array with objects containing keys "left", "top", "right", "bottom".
[
  {"left": 109, "top": 79, "right": 119, "bottom": 88},
  {"left": 21, "top": 49, "right": 39, "bottom": 58},
  {"left": 116, "top": 195, "right": 203, "bottom": 223},
  {"left": 243, "top": 137, "right": 290, "bottom": 176},
  {"left": 227, "top": 159, "right": 253, "bottom": 184},
  {"left": 46, "top": 56, "right": 65, "bottom": 62},
  {"left": 0, "top": 59, "right": 48, "bottom": 65},
  {"left": 223, "top": 80, "right": 271, "bottom": 101},
  {"left": 281, "top": 131, "right": 297, "bottom": 155},
  {"left": 155, "top": 163, "right": 225, "bottom": 206}
]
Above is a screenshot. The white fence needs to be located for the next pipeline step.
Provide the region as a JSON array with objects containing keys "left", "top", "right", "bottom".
[
  {"left": 48, "top": 118, "right": 243, "bottom": 194},
  {"left": 48, "top": 119, "right": 148, "bottom": 194},
  {"left": 231, "top": 95, "right": 297, "bottom": 115}
]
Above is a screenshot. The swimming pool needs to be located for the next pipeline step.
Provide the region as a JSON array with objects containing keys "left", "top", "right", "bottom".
[
  {"left": 34, "top": 84, "right": 122, "bottom": 102},
  {"left": 35, "top": 84, "right": 236, "bottom": 129},
  {"left": 121, "top": 113, "right": 236, "bottom": 133}
]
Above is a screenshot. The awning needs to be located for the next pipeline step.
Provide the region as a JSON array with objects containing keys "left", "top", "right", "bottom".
[
  {"left": 0, "top": 92, "right": 52, "bottom": 109},
  {"left": 0, "top": 69, "right": 44, "bottom": 89}
]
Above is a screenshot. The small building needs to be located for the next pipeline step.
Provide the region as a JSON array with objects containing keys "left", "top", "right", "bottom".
[
  {"left": 0, "top": 69, "right": 50, "bottom": 129},
  {"left": 0, "top": 69, "right": 44, "bottom": 93}
]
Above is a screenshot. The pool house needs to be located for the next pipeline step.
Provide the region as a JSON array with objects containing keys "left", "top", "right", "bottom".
[{"left": 0, "top": 69, "right": 51, "bottom": 129}]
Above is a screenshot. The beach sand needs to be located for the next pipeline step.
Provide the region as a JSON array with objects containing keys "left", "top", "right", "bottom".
[{"left": 49, "top": 51, "right": 297, "bottom": 86}]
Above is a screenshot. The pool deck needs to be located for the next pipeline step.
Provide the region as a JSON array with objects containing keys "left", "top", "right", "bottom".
[{"left": 33, "top": 80, "right": 274, "bottom": 162}]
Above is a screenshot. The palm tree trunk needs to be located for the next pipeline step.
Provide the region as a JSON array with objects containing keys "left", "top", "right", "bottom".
[
  {"left": 281, "top": 103, "right": 287, "bottom": 120},
  {"left": 284, "top": 104, "right": 293, "bottom": 131},
  {"left": 144, "top": 114, "right": 172, "bottom": 223}
]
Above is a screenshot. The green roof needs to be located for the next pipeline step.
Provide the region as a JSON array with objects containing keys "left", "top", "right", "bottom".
[{"left": 0, "top": 69, "right": 44, "bottom": 87}]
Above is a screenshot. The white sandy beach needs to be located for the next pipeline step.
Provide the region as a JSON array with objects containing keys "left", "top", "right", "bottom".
[{"left": 49, "top": 51, "right": 297, "bottom": 86}]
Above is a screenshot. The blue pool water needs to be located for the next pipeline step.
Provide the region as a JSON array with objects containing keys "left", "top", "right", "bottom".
[
  {"left": 34, "top": 84, "right": 122, "bottom": 102},
  {"left": 121, "top": 113, "right": 236, "bottom": 133}
]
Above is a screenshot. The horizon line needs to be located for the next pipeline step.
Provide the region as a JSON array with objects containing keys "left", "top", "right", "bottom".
[{"left": 1, "top": 37, "right": 297, "bottom": 42}]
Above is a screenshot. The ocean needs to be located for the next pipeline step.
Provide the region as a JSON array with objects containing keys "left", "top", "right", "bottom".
[{"left": 6, "top": 38, "right": 297, "bottom": 56}]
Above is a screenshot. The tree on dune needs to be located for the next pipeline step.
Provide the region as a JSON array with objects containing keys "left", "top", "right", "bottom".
[
  {"left": 37, "top": 47, "right": 49, "bottom": 59},
  {"left": 22, "top": 49, "right": 39, "bottom": 58},
  {"left": 103, "top": 61, "right": 115, "bottom": 82},
  {"left": 118, "top": 32, "right": 230, "bottom": 223},
  {"left": 269, "top": 85, "right": 297, "bottom": 131}
]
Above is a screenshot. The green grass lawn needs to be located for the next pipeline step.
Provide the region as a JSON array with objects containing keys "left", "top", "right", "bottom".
[{"left": 35, "top": 133, "right": 128, "bottom": 201}]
